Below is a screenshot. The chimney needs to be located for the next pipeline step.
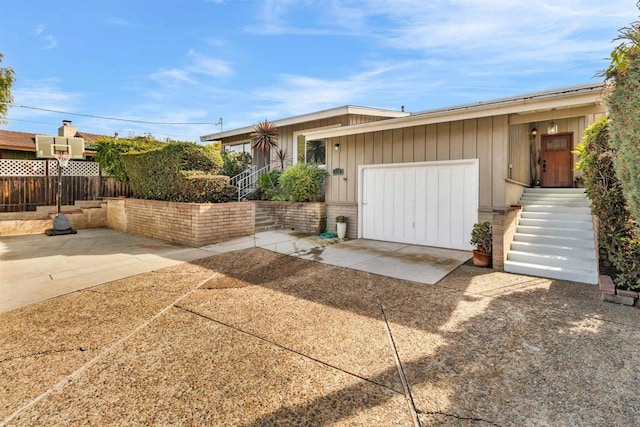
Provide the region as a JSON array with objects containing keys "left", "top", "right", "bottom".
[{"left": 58, "top": 120, "right": 77, "bottom": 138}]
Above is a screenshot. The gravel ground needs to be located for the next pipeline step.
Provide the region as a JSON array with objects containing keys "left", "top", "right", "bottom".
[{"left": 2, "top": 248, "right": 639, "bottom": 426}]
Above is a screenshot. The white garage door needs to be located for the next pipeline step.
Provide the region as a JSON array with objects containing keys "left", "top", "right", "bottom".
[{"left": 359, "top": 160, "right": 479, "bottom": 251}]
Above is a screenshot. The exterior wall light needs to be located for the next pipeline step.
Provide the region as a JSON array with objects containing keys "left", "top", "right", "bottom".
[
  {"left": 530, "top": 127, "right": 538, "bottom": 140},
  {"left": 334, "top": 143, "right": 340, "bottom": 151}
]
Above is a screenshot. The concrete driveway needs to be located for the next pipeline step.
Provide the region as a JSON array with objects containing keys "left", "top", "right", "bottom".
[
  {"left": 0, "top": 229, "right": 469, "bottom": 313},
  {"left": 1, "top": 231, "right": 639, "bottom": 425}
]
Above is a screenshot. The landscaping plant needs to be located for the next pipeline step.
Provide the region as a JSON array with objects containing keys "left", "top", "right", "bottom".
[
  {"left": 278, "top": 163, "right": 326, "bottom": 202},
  {"left": 122, "top": 141, "right": 235, "bottom": 203},
  {"left": 575, "top": 117, "right": 639, "bottom": 290},
  {"left": 603, "top": 15, "right": 640, "bottom": 231},
  {"left": 94, "top": 136, "right": 164, "bottom": 182}
]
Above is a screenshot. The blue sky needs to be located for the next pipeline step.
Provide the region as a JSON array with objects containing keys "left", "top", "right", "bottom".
[{"left": 0, "top": 0, "right": 637, "bottom": 142}]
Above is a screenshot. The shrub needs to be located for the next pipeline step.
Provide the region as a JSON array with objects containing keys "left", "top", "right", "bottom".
[
  {"left": 278, "top": 163, "right": 326, "bottom": 202},
  {"left": 470, "top": 221, "right": 492, "bottom": 254},
  {"left": 604, "top": 20, "right": 640, "bottom": 231},
  {"left": 220, "top": 151, "right": 252, "bottom": 177},
  {"left": 179, "top": 173, "right": 236, "bottom": 203},
  {"left": 575, "top": 117, "right": 639, "bottom": 290},
  {"left": 255, "top": 169, "right": 282, "bottom": 200},
  {"left": 94, "top": 136, "right": 164, "bottom": 182},
  {"left": 122, "top": 141, "right": 230, "bottom": 202}
]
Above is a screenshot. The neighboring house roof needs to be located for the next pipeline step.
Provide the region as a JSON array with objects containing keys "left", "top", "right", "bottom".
[
  {"left": 0, "top": 129, "right": 36, "bottom": 152},
  {"left": 200, "top": 105, "right": 410, "bottom": 141},
  {"left": 0, "top": 129, "right": 106, "bottom": 153},
  {"left": 75, "top": 131, "right": 106, "bottom": 143}
]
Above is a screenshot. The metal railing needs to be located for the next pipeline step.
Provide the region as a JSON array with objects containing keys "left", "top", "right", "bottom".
[{"left": 232, "top": 164, "right": 272, "bottom": 201}]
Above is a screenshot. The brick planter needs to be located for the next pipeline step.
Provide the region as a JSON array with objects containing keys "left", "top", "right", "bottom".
[
  {"left": 599, "top": 275, "right": 639, "bottom": 306},
  {"left": 105, "top": 198, "right": 255, "bottom": 247}
]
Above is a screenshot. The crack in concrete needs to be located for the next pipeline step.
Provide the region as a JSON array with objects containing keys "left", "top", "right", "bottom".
[
  {"left": 174, "top": 304, "right": 405, "bottom": 397},
  {"left": 0, "top": 346, "right": 95, "bottom": 363},
  {"left": 418, "top": 409, "right": 503, "bottom": 426}
]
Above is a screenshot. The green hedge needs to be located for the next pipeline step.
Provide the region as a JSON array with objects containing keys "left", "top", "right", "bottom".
[
  {"left": 94, "top": 137, "right": 165, "bottom": 183},
  {"left": 122, "top": 141, "right": 235, "bottom": 203},
  {"left": 575, "top": 117, "right": 639, "bottom": 290}
]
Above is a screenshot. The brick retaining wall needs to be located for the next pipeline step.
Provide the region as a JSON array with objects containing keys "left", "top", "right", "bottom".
[
  {"left": 106, "top": 199, "right": 255, "bottom": 247},
  {"left": 254, "top": 201, "right": 326, "bottom": 234}
]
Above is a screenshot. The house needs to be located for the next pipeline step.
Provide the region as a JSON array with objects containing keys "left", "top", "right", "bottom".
[
  {"left": 201, "top": 83, "right": 606, "bottom": 282},
  {"left": 0, "top": 120, "right": 104, "bottom": 160}
]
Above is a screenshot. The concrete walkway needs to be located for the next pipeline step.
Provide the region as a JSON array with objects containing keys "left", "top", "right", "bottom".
[{"left": 1, "top": 229, "right": 469, "bottom": 313}]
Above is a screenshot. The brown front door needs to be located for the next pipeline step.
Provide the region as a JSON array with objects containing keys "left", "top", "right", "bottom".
[{"left": 541, "top": 133, "right": 572, "bottom": 187}]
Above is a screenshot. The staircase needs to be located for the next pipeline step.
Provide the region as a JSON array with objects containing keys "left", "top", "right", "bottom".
[
  {"left": 230, "top": 164, "right": 271, "bottom": 201},
  {"left": 254, "top": 204, "right": 282, "bottom": 232},
  {"left": 504, "top": 188, "right": 598, "bottom": 284}
]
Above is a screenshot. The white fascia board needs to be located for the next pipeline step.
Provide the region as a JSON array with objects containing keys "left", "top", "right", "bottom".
[
  {"left": 304, "top": 84, "right": 604, "bottom": 140},
  {"left": 200, "top": 105, "right": 409, "bottom": 141}
]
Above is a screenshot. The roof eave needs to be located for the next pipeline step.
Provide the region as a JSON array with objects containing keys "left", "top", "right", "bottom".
[
  {"left": 199, "top": 105, "right": 409, "bottom": 141},
  {"left": 303, "top": 83, "right": 605, "bottom": 140}
]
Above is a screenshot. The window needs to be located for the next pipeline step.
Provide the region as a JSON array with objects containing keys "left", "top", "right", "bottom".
[
  {"left": 225, "top": 141, "right": 251, "bottom": 153},
  {"left": 297, "top": 135, "right": 326, "bottom": 166}
]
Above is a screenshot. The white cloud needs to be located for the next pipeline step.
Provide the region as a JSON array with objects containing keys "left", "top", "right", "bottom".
[
  {"left": 12, "top": 79, "right": 83, "bottom": 114},
  {"left": 33, "top": 24, "right": 57, "bottom": 49},
  {"left": 150, "top": 69, "right": 198, "bottom": 84},
  {"left": 187, "top": 50, "right": 233, "bottom": 77}
]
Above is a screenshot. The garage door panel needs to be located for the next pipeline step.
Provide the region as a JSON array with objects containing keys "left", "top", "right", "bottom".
[
  {"left": 360, "top": 160, "right": 478, "bottom": 251},
  {"left": 415, "top": 169, "right": 428, "bottom": 241}
]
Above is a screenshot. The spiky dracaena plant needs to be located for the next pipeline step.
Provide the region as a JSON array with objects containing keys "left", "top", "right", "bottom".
[
  {"left": 273, "top": 148, "right": 289, "bottom": 171},
  {"left": 604, "top": 16, "right": 640, "bottom": 231},
  {"left": 251, "top": 120, "right": 278, "bottom": 167}
]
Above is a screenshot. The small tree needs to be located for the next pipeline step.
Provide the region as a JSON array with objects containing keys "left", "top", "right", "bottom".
[
  {"left": 251, "top": 120, "right": 278, "bottom": 167},
  {"left": 0, "top": 52, "right": 16, "bottom": 124}
]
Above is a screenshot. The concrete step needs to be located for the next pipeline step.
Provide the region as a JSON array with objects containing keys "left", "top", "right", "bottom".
[
  {"left": 518, "top": 218, "right": 592, "bottom": 228},
  {"left": 509, "top": 240, "right": 595, "bottom": 257},
  {"left": 255, "top": 224, "right": 283, "bottom": 232},
  {"left": 519, "top": 198, "right": 591, "bottom": 207},
  {"left": 520, "top": 211, "right": 593, "bottom": 222},
  {"left": 521, "top": 191, "right": 587, "bottom": 198},
  {"left": 522, "top": 205, "right": 591, "bottom": 214},
  {"left": 523, "top": 188, "right": 587, "bottom": 194},
  {"left": 516, "top": 225, "right": 594, "bottom": 239},
  {"left": 507, "top": 250, "right": 596, "bottom": 270},
  {"left": 513, "top": 233, "right": 595, "bottom": 249},
  {"left": 504, "top": 260, "right": 598, "bottom": 285}
]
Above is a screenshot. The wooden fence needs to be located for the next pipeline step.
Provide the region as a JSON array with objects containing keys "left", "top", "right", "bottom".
[{"left": 0, "top": 159, "right": 130, "bottom": 212}]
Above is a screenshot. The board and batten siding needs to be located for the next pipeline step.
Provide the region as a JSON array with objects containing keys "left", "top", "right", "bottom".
[
  {"left": 220, "top": 113, "right": 392, "bottom": 168},
  {"left": 325, "top": 116, "right": 509, "bottom": 210}
]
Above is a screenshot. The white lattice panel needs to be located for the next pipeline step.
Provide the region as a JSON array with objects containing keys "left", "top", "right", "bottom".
[
  {"left": 48, "top": 160, "right": 100, "bottom": 176},
  {"left": 0, "top": 159, "right": 47, "bottom": 176}
]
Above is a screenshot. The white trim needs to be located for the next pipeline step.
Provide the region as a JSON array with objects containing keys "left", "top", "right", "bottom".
[
  {"left": 306, "top": 84, "right": 604, "bottom": 140},
  {"left": 200, "top": 106, "right": 408, "bottom": 141},
  {"left": 292, "top": 124, "right": 342, "bottom": 165}
]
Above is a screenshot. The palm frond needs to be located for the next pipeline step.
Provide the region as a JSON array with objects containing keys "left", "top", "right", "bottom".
[{"left": 250, "top": 120, "right": 279, "bottom": 153}]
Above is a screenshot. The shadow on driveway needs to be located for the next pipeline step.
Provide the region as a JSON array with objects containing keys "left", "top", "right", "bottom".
[{"left": 1, "top": 247, "right": 639, "bottom": 425}]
